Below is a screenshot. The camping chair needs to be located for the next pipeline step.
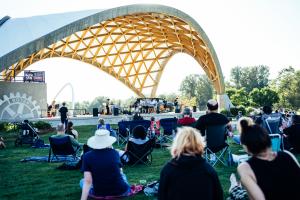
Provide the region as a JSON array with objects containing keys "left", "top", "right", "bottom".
[
  {"left": 204, "top": 124, "right": 232, "bottom": 166},
  {"left": 121, "top": 137, "right": 156, "bottom": 166},
  {"left": 117, "top": 121, "right": 130, "bottom": 145},
  {"left": 48, "top": 136, "right": 80, "bottom": 162},
  {"left": 158, "top": 118, "right": 178, "bottom": 145},
  {"left": 264, "top": 117, "right": 281, "bottom": 134},
  {"left": 269, "top": 133, "right": 282, "bottom": 152}
]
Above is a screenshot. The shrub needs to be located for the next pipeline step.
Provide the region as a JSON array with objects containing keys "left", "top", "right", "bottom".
[
  {"left": 237, "top": 105, "right": 246, "bottom": 115},
  {"left": 34, "top": 121, "right": 52, "bottom": 130},
  {"left": 220, "top": 109, "right": 230, "bottom": 117},
  {"left": 0, "top": 122, "right": 7, "bottom": 131},
  {"left": 0, "top": 122, "right": 17, "bottom": 132},
  {"left": 230, "top": 107, "right": 239, "bottom": 116}
]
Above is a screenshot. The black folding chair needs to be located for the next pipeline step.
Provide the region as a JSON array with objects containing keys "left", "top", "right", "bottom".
[
  {"left": 121, "top": 137, "right": 155, "bottom": 166},
  {"left": 204, "top": 125, "right": 232, "bottom": 166},
  {"left": 48, "top": 136, "right": 80, "bottom": 162}
]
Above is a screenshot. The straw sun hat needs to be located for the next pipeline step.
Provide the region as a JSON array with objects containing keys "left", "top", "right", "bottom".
[{"left": 87, "top": 129, "right": 116, "bottom": 149}]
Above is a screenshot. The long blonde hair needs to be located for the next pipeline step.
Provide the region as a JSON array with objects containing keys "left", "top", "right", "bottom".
[
  {"left": 171, "top": 127, "right": 205, "bottom": 159},
  {"left": 237, "top": 117, "right": 254, "bottom": 133}
]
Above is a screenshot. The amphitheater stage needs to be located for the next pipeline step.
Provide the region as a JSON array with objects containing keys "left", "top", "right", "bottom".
[{"left": 31, "top": 111, "right": 206, "bottom": 127}]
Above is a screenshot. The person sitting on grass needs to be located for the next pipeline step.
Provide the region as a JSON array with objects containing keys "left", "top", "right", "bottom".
[
  {"left": 65, "top": 121, "right": 79, "bottom": 140},
  {"left": 96, "top": 118, "right": 117, "bottom": 138},
  {"left": 158, "top": 127, "right": 223, "bottom": 200},
  {"left": 231, "top": 117, "right": 255, "bottom": 145},
  {"left": 51, "top": 123, "right": 80, "bottom": 152},
  {"left": 80, "top": 129, "right": 130, "bottom": 200},
  {"left": 177, "top": 107, "right": 196, "bottom": 126},
  {"left": 237, "top": 119, "right": 300, "bottom": 200}
]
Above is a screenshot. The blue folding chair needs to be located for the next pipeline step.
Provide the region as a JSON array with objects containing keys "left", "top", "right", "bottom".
[
  {"left": 117, "top": 121, "right": 130, "bottom": 145},
  {"left": 269, "top": 134, "right": 282, "bottom": 152},
  {"left": 159, "top": 118, "right": 178, "bottom": 145}
]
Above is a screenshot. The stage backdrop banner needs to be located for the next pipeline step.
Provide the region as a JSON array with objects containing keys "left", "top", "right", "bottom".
[{"left": 23, "top": 70, "right": 45, "bottom": 82}]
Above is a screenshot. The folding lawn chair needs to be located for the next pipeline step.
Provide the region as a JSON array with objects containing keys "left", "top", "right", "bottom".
[
  {"left": 264, "top": 117, "right": 281, "bottom": 134},
  {"left": 204, "top": 124, "right": 232, "bottom": 166},
  {"left": 269, "top": 133, "right": 282, "bottom": 152},
  {"left": 117, "top": 121, "right": 130, "bottom": 145},
  {"left": 158, "top": 118, "right": 177, "bottom": 146},
  {"left": 48, "top": 136, "right": 80, "bottom": 162},
  {"left": 121, "top": 137, "right": 155, "bottom": 166}
]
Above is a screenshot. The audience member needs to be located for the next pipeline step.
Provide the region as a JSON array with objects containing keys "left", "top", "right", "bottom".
[
  {"left": 283, "top": 115, "right": 300, "bottom": 153},
  {"left": 177, "top": 107, "right": 196, "bottom": 126},
  {"left": 255, "top": 105, "right": 282, "bottom": 132},
  {"left": 195, "top": 99, "right": 232, "bottom": 136},
  {"left": 149, "top": 116, "right": 160, "bottom": 137},
  {"left": 237, "top": 119, "right": 300, "bottom": 200},
  {"left": 80, "top": 129, "right": 130, "bottom": 200},
  {"left": 65, "top": 121, "right": 79, "bottom": 140},
  {"left": 97, "top": 118, "right": 117, "bottom": 138},
  {"left": 232, "top": 117, "right": 255, "bottom": 145},
  {"left": 158, "top": 127, "right": 223, "bottom": 200},
  {"left": 51, "top": 123, "right": 80, "bottom": 151},
  {"left": 128, "top": 125, "right": 149, "bottom": 146}
]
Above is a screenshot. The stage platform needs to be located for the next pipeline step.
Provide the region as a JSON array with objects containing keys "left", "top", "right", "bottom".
[{"left": 30, "top": 111, "right": 206, "bottom": 127}]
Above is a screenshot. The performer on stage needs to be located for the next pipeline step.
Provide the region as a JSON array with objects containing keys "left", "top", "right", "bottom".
[{"left": 106, "top": 99, "right": 110, "bottom": 115}]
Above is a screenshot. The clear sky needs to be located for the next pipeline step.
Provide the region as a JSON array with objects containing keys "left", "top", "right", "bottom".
[{"left": 1, "top": 0, "right": 300, "bottom": 103}]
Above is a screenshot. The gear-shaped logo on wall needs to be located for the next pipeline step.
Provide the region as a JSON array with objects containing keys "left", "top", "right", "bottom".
[{"left": 0, "top": 92, "right": 40, "bottom": 121}]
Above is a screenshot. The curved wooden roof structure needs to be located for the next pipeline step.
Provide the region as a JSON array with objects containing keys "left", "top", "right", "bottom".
[{"left": 0, "top": 4, "right": 225, "bottom": 98}]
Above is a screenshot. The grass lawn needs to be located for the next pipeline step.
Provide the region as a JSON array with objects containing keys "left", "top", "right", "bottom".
[{"left": 1, "top": 125, "right": 298, "bottom": 200}]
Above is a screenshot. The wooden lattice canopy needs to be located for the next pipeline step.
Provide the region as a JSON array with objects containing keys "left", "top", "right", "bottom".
[{"left": 0, "top": 5, "right": 225, "bottom": 98}]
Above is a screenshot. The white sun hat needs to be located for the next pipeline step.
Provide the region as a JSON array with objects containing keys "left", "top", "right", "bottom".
[{"left": 87, "top": 129, "right": 116, "bottom": 149}]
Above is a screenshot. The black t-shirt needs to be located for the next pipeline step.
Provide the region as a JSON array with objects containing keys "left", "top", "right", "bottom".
[
  {"left": 247, "top": 151, "right": 300, "bottom": 200},
  {"left": 283, "top": 124, "right": 300, "bottom": 150},
  {"left": 59, "top": 106, "right": 68, "bottom": 119},
  {"left": 195, "top": 112, "right": 229, "bottom": 136}
]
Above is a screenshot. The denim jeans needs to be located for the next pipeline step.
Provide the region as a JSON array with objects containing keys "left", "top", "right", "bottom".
[{"left": 233, "top": 135, "right": 241, "bottom": 144}]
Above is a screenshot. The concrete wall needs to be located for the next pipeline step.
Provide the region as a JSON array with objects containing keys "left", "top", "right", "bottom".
[{"left": 0, "top": 82, "right": 47, "bottom": 122}]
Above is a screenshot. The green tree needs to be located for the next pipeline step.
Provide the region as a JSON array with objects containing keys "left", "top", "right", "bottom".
[
  {"left": 273, "top": 66, "right": 300, "bottom": 110},
  {"left": 249, "top": 87, "right": 279, "bottom": 107},
  {"left": 179, "top": 74, "right": 213, "bottom": 110},
  {"left": 226, "top": 87, "right": 249, "bottom": 107},
  {"left": 157, "top": 93, "right": 178, "bottom": 102},
  {"left": 88, "top": 96, "right": 108, "bottom": 113},
  {"left": 230, "top": 65, "right": 270, "bottom": 92}
]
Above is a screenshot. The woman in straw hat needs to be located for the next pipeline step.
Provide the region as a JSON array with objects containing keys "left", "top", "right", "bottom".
[
  {"left": 158, "top": 127, "right": 223, "bottom": 200},
  {"left": 80, "top": 129, "right": 130, "bottom": 200}
]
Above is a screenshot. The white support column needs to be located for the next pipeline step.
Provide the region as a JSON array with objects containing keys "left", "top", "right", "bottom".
[{"left": 217, "top": 94, "right": 233, "bottom": 111}]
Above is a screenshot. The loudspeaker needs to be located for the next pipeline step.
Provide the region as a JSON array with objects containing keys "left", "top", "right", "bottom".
[{"left": 93, "top": 108, "right": 98, "bottom": 117}]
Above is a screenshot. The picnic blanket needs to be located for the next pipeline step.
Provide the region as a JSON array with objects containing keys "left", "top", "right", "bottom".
[
  {"left": 20, "top": 155, "right": 80, "bottom": 163},
  {"left": 88, "top": 185, "right": 143, "bottom": 199}
]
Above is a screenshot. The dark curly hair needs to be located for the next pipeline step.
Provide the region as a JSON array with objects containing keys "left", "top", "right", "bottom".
[
  {"left": 240, "top": 119, "right": 271, "bottom": 155},
  {"left": 132, "top": 125, "right": 147, "bottom": 140}
]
